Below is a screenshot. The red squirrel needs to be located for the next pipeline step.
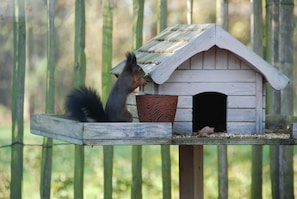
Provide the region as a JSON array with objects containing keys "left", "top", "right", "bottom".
[{"left": 65, "top": 52, "right": 146, "bottom": 122}]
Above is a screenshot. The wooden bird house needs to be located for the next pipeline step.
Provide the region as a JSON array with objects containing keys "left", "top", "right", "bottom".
[{"left": 112, "top": 24, "right": 289, "bottom": 135}]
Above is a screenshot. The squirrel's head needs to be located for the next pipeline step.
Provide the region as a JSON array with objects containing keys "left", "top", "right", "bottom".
[{"left": 123, "top": 52, "right": 146, "bottom": 89}]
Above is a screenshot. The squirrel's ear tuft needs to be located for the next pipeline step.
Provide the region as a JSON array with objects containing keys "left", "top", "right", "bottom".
[{"left": 126, "top": 52, "right": 137, "bottom": 64}]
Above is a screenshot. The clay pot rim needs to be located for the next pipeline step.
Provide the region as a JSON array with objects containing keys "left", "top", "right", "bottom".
[{"left": 136, "top": 94, "right": 178, "bottom": 97}]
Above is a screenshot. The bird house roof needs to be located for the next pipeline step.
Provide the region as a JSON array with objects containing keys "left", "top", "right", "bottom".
[{"left": 111, "top": 24, "right": 289, "bottom": 90}]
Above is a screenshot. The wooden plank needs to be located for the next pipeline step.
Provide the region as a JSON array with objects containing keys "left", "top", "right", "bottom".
[
  {"left": 240, "top": 61, "right": 251, "bottom": 70},
  {"left": 203, "top": 46, "right": 216, "bottom": 69},
  {"left": 173, "top": 121, "right": 193, "bottom": 133},
  {"left": 31, "top": 114, "right": 84, "bottom": 144},
  {"left": 227, "top": 109, "right": 256, "bottom": 122},
  {"left": 177, "top": 96, "right": 192, "bottom": 108},
  {"left": 178, "top": 59, "right": 190, "bottom": 69},
  {"left": 142, "top": 81, "right": 156, "bottom": 94},
  {"left": 166, "top": 70, "right": 256, "bottom": 83},
  {"left": 191, "top": 53, "right": 203, "bottom": 69},
  {"left": 172, "top": 136, "right": 296, "bottom": 145},
  {"left": 228, "top": 96, "right": 256, "bottom": 108},
  {"left": 30, "top": 114, "right": 172, "bottom": 145},
  {"left": 159, "top": 82, "right": 256, "bottom": 96},
  {"left": 84, "top": 138, "right": 171, "bottom": 145},
  {"left": 227, "top": 122, "right": 257, "bottom": 134},
  {"left": 84, "top": 123, "right": 171, "bottom": 139},
  {"left": 174, "top": 108, "right": 192, "bottom": 122},
  {"left": 228, "top": 53, "right": 241, "bottom": 69},
  {"left": 179, "top": 145, "right": 203, "bottom": 199},
  {"left": 292, "top": 123, "right": 297, "bottom": 139},
  {"left": 255, "top": 73, "right": 264, "bottom": 133},
  {"left": 216, "top": 48, "right": 228, "bottom": 69},
  {"left": 31, "top": 115, "right": 297, "bottom": 146}
]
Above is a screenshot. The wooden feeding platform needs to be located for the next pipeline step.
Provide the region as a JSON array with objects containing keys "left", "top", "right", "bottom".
[
  {"left": 30, "top": 114, "right": 297, "bottom": 146},
  {"left": 31, "top": 114, "right": 297, "bottom": 199},
  {"left": 30, "top": 114, "right": 172, "bottom": 145}
]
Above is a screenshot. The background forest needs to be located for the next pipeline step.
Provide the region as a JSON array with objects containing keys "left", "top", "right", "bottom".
[{"left": 0, "top": 0, "right": 297, "bottom": 199}]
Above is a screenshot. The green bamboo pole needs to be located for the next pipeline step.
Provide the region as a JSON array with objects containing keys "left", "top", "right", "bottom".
[
  {"left": 74, "top": 0, "right": 86, "bottom": 198},
  {"left": 186, "top": 0, "right": 193, "bottom": 24},
  {"left": 157, "top": 1, "right": 172, "bottom": 199},
  {"left": 11, "top": 0, "right": 26, "bottom": 198},
  {"left": 74, "top": 0, "right": 86, "bottom": 87},
  {"left": 265, "top": 2, "right": 280, "bottom": 198},
  {"left": 131, "top": 145, "right": 142, "bottom": 199},
  {"left": 131, "top": 1, "right": 144, "bottom": 199},
  {"left": 102, "top": 0, "right": 113, "bottom": 198},
  {"left": 161, "top": 144, "right": 171, "bottom": 199},
  {"left": 132, "top": 0, "right": 144, "bottom": 51},
  {"left": 278, "top": 0, "right": 294, "bottom": 198},
  {"left": 216, "top": 1, "right": 228, "bottom": 198},
  {"left": 250, "top": 1, "right": 263, "bottom": 198},
  {"left": 266, "top": 0, "right": 294, "bottom": 198},
  {"left": 40, "top": 1, "right": 56, "bottom": 198},
  {"left": 157, "top": 0, "right": 167, "bottom": 34}
]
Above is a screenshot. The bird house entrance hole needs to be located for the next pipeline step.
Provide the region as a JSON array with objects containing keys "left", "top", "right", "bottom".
[{"left": 193, "top": 92, "right": 227, "bottom": 132}]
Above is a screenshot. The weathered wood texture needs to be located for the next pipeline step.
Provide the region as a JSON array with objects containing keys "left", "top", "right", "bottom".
[
  {"left": 30, "top": 115, "right": 297, "bottom": 146},
  {"left": 31, "top": 114, "right": 172, "bottom": 145},
  {"left": 179, "top": 145, "right": 203, "bottom": 199},
  {"left": 112, "top": 24, "right": 288, "bottom": 90},
  {"left": 172, "top": 135, "right": 296, "bottom": 145},
  {"left": 129, "top": 47, "right": 266, "bottom": 135}
]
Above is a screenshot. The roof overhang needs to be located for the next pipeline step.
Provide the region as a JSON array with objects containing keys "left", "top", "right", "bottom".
[{"left": 112, "top": 24, "right": 289, "bottom": 90}]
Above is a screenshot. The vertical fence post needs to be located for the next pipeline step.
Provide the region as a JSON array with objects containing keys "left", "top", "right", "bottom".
[
  {"left": 250, "top": 1, "right": 264, "bottom": 198},
  {"left": 278, "top": 0, "right": 294, "bottom": 198},
  {"left": 265, "top": 2, "right": 280, "bottom": 197},
  {"left": 266, "top": 0, "right": 294, "bottom": 198},
  {"left": 158, "top": 1, "right": 172, "bottom": 198},
  {"left": 131, "top": 1, "right": 144, "bottom": 198},
  {"left": 102, "top": 0, "right": 114, "bottom": 198},
  {"left": 216, "top": 1, "right": 228, "bottom": 199},
  {"left": 73, "top": 0, "right": 86, "bottom": 198},
  {"left": 40, "top": 1, "right": 56, "bottom": 198},
  {"left": 179, "top": 145, "right": 204, "bottom": 199},
  {"left": 11, "top": 0, "right": 26, "bottom": 198}
]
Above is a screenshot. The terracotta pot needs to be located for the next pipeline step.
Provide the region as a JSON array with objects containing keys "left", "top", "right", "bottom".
[{"left": 136, "top": 94, "right": 178, "bottom": 124}]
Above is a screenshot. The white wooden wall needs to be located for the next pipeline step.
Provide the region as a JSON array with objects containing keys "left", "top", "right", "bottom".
[{"left": 129, "top": 46, "right": 266, "bottom": 134}]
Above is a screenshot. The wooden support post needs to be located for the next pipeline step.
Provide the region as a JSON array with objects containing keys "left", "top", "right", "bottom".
[{"left": 179, "top": 145, "right": 203, "bottom": 199}]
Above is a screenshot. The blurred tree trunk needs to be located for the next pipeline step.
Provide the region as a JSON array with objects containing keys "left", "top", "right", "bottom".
[
  {"left": 216, "top": 1, "right": 228, "bottom": 199},
  {"left": 73, "top": 0, "right": 86, "bottom": 198},
  {"left": 131, "top": 1, "right": 144, "bottom": 199},
  {"left": 102, "top": 0, "right": 114, "bottom": 198},
  {"left": 250, "top": 1, "right": 263, "bottom": 199},
  {"left": 40, "top": 1, "right": 56, "bottom": 199},
  {"left": 266, "top": 0, "right": 294, "bottom": 198},
  {"left": 11, "top": 0, "right": 26, "bottom": 198}
]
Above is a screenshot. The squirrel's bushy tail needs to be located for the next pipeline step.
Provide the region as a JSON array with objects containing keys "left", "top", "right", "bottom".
[{"left": 65, "top": 86, "right": 108, "bottom": 122}]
